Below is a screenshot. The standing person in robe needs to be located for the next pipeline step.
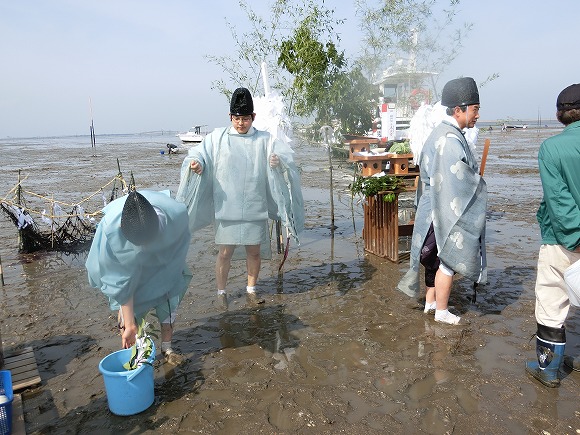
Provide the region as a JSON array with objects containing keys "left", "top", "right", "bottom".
[
  {"left": 397, "top": 77, "right": 487, "bottom": 325},
  {"left": 525, "top": 83, "right": 580, "bottom": 387},
  {"left": 86, "top": 189, "right": 192, "bottom": 364},
  {"left": 176, "top": 87, "right": 303, "bottom": 308}
]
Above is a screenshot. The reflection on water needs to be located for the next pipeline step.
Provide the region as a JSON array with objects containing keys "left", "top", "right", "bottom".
[{"left": 217, "top": 305, "right": 302, "bottom": 355}]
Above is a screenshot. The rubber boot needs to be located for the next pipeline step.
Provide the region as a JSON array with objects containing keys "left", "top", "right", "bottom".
[{"left": 525, "top": 323, "right": 565, "bottom": 388}]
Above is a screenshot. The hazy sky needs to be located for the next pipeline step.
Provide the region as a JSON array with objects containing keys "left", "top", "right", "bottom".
[{"left": 1, "top": 1, "right": 578, "bottom": 138}]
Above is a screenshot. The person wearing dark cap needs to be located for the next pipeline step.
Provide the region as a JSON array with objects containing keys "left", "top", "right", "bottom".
[
  {"left": 525, "top": 83, "right": 580, "bottom": 387},
  {"left": 177, "top": 87, "right": 303, "bottom": 308},
  {"left": 86, "top": 189, "right": 192, "bottom": 363},
  {"left": 397, "top": 77, "right": 487, "bottom": 325}
]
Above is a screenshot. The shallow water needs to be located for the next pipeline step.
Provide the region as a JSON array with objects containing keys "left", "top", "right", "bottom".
[{"left": 0, "top": 128, "right": 579, "bottom": 434}]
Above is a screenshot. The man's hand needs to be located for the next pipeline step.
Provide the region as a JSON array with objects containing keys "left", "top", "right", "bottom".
[
  {"left": 269, "top": 153, "right": 280, "bottom": 168},
  {"left": 119, "top": 300, "right": 137, "bottom": 349},
  {"left": 190, "top": 160, "right": 203, "bottom": 174},
  {"left": 121, "top": 320, "right": 138, "bottom": 349}
]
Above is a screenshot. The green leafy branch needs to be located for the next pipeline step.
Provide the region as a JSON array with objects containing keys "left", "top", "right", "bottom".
[{"left": 350, "top": 174, "right": 406, "bottom": 201}]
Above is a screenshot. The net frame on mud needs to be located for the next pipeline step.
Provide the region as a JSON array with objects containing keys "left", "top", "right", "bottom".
[{"left": 0, "top": 168, "right": 129, "bottom": 254}]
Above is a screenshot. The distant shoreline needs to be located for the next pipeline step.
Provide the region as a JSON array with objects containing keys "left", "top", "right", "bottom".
[
  {"left": 478, "top": 119, "right": 560, "bottom": 128},
  {"left": 0, "top": 121, "right": 563, "bottom": 141}
]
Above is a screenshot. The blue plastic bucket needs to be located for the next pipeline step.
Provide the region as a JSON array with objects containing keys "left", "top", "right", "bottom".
[
  {"left": 0, "top": 370, "right": 13, "bottom": 435},
  {"left": 98, "top": 343, "right": 156, "bottom": 416}
]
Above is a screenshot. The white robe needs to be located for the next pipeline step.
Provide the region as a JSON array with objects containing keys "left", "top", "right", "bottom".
[{"left": 176, "top": 126, "right": 304, "bottom": 256}]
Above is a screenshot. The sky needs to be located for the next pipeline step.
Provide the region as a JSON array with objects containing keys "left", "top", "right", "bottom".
[{"left": 1, "top": 0, "right": 579, "bottom": 138}]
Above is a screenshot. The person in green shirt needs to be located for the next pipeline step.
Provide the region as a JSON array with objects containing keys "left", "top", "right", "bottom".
[{"left": 525, "top": 83, "right": 580, "bottom": 387}]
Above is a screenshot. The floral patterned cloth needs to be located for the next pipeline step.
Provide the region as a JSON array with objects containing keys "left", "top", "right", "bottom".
[{"left": 398, "top": 119, "right": 487, "bottom": 297}]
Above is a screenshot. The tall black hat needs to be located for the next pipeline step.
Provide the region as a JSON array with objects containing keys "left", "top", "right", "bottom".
[
  {"left": 121, "top": 191, "right": 159, "bottom": 245},
  {"left": 556, "top": 83, "right": 580, "bottom": 111},
  {"left": 230, "top": 87, "right": 254, "bottom": 115},
  {"left": 441, "top": 77, "right": 479, "bottom": 108}
]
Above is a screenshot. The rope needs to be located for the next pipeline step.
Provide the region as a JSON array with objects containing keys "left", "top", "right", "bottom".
[
  {"left": 0, "top": 172, "right": 128, "bottom": 253},
  {"left": 0, "top": 173, "right": 126, "bottom": 220}
]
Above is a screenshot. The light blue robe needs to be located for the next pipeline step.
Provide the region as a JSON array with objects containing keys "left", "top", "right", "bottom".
[
  {"left": 86, "top": 190, "right": 192, "bottom": 317},
  {"left": 176, "top": 126, "right": 304, "bottom": 255},
  {"left": 397, "top": 120, "right": 487, "bottom": 297}
]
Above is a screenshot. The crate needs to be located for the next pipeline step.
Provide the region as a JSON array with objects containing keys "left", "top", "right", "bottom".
[
  {"left": 361, "top": 160, "right": 387, "bottom": 177},
  {"left": 388, "top": 153, "right": 413, "bottom": 175},
  {"left": 0, "top": 371, "right": 13, "bottom": 435},
  {"left": 348, "top": 138, "right": 379, "bottom": 160},
  {"left": 362, "top": 191, "right": 414, "bottom": 262}
]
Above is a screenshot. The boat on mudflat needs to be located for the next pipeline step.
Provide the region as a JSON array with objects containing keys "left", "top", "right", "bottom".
[
  {"left": 177, "top": 125, "right": 207, "bottom": 143},
  {"left": 502, "top": 123, "right": 528, "bottom": 131}
]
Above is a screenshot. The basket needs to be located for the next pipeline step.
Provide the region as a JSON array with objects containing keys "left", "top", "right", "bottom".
[{"left": 0, "top": 370, "right": 13, "bottom": 435}]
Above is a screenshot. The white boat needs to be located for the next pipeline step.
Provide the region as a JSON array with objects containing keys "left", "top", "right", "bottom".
[
  {"left": 177, "top": 125, "right": 207, "bottom": 143},
  {"left": 502, "top": 123, "right": 528, "bottom": 131}
]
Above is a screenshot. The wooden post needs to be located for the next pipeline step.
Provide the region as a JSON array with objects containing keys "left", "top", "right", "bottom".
[
  {"left": 0, "top": 254, "right": 5, "bottom": 286},
  {"left": 50, "top": 195, "right": 55, "bottom": 249},
  {"left": 89, "top": 97, "right": 96, "bottom": 157},
  {"left": 328, "top": 140, "right": 335, "bottom": 229},
  {"left": 480, "top": 139, "right": 490, "bottom": 176},
  {"left": 17, "top": 170, "right": 23, "bottom": 251}
]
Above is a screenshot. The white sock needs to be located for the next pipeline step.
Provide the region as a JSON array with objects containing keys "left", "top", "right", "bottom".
[
  {"left": 217, "top": 289, "right": 226, "bottom": 295},
  {"left": 425, "top": 301, "right": 437, "bottom": 310},
  {"left": 161, "top": 341, "right": 173, "bottom": 353},
  {"left": 246, "top": 286, "right": 256, "bottom": 294},
  {"left": 435, "top": 309, "right": 450, "bottom": 318}
]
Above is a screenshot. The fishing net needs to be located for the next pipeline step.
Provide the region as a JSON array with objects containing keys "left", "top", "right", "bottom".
[{"left": 0, "top": 170, "right": 128, "bottom": 253}]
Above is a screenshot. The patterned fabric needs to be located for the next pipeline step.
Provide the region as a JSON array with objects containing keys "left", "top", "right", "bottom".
[{"left": 398, "top": 119, "right": 488, "bottom": 297}]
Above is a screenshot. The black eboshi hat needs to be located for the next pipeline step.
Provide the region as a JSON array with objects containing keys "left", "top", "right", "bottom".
[
  {"left": 441, "top": 77, "right": 480, "bottom": 108},
  {"left": 230, "top": 87, "right": 254, "bottom": 116}
]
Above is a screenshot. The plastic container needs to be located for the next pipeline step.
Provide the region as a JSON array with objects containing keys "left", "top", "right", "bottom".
[
  {"left": 98, "top": 343, "right": 156, "bottom": 416},
  {"left": 0, "top": 370, "right": 13, "bottom": 435}
]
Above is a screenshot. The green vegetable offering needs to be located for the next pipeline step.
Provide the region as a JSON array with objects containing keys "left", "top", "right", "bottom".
[{"left": 350, "top": 175, "right": 406, "bottom": 201}]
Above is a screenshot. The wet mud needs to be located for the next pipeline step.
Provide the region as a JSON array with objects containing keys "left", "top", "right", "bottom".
[{"left": 0, "top": 128, "right": 579, "bottom": 434}]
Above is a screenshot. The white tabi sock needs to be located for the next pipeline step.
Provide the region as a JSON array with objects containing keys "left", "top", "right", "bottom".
[
  {"left": 246, "top": 286, "right": 256, "bottom": 294},
  {"left": 217, "top": 289, "right": 226, "bottom": 295},
  {"left": 424, "top": 301, "right": 437, "bottom": 313}
]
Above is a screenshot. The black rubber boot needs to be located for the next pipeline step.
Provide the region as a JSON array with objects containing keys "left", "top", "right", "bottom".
[{"left": 525, "top": 323, "right": 566, "bottom": 388}]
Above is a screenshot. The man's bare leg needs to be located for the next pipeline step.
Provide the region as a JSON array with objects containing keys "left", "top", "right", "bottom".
[
  {"left": 245, "top": 244, "right": 264, "bottom": 304},
  {"left": 434, "top": 269, "right": 462, "bottom": 324},
  {"left": 245, "top": 244, "right": 261, "bottom": 289},
  {"left": 424, "top": 286, "right": 436, "bottom": 313},
  {"left": 216, "top": 245, "right": 235, "bottom": 291}
]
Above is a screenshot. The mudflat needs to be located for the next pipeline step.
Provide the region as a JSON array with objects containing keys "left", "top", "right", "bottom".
[{"left": 0, "top": 128, "right": 578, "bottom": 434}]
